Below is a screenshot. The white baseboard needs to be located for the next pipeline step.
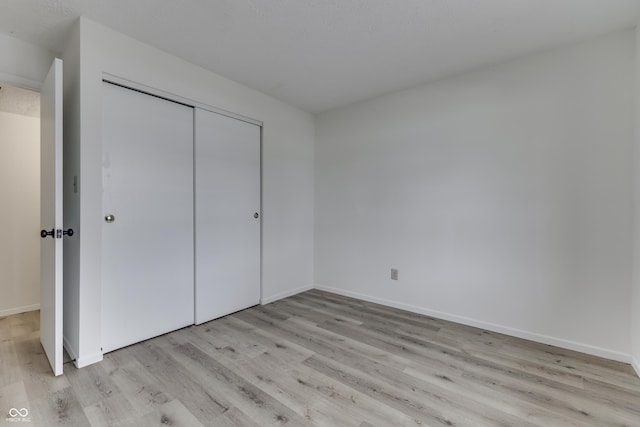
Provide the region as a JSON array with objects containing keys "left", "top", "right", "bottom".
[
  {"left": 74, "top": 352, "right": 104, "bottom": 368},
  {"left": 632, "top": 356, "right": 640, "bottom": 378},
  {"left": 64, "top": 335, "right": 103, "bottom": 368},
  {"left": 262, "top": 284, "right": 314, "bottom": 305},
  {"left": 315, "top": 285, "right": 632, "bottom": 364},
  {"left": 0, "top": 303, "right": 40, "bottom": 317}
]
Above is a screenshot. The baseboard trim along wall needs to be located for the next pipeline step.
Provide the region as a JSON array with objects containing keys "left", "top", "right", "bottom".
[
  {"left": 315, "top": 285, "right": 632, "bottom": 364},
  {"left": 0, "top": 303, "right": 40, "bottom": 317},
  {"left": 74, "top": 352, "right": 104, "bottom": 369},
  {"left": 62, "top": 336, "right": 103, "bottom": 369},
  {"left": 632, "top": 356, "right": 640, "bottom": 378},
  {"left": 261, "top": 284, "right": 314, "bottom": 305}
]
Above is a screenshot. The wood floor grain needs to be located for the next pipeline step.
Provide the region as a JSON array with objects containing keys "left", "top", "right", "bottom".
[{"left": 1, "top": 289, "right": 640, "bottom": 426}]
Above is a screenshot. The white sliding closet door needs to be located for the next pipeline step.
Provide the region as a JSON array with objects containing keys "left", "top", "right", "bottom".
[
  {"left": 102, "top": 82, "right": 194, "bottom": 353},
  {"left": 195, "top": 108, "right": 261, "bottom": 325}
]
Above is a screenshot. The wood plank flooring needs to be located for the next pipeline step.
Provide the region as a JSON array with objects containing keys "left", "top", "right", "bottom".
[{"left": 1, "top": 289, "right": 640, "bottom": 426}]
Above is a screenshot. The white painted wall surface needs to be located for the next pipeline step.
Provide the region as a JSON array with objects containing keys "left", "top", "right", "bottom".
[
  {"left": 63, "top": 18, "right": 314, "bottom": 366},
  {"left": 0, "top": 111, "right": 40, "bottom": 315},
  {"left": 0, "top": 33, "right": 54, "bottom": 89},
  {"left": 316, "top": 30, "right": 634, "bottom": 361},
  {"left": 632, "top": 21, "right": 640, "bottom": 375}
]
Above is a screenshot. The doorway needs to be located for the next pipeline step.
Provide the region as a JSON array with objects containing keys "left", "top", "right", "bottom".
[{"left": 0, "top": 83, "right": 40, "bottom": 317}]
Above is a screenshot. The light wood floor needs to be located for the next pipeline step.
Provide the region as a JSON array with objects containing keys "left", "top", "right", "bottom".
[{"left": 1, "top": 289, "right": 640, "bottom": 426}]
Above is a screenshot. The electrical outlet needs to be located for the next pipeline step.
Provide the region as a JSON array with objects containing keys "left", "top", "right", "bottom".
[{"left": 391, "top": 268, "right": 398, "bottom": 280}]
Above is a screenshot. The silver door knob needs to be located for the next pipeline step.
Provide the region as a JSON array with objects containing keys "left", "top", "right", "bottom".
[
  {"left": 105, "top": 214, "right": 115, "bottom": 223},
  {"left": 254, "top": 212, "right": 259, "bottom": 219}
]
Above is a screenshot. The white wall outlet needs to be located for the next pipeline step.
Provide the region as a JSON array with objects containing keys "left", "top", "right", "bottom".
[{"left": 391, "top": 268, "right": 398, "bottom": 280}]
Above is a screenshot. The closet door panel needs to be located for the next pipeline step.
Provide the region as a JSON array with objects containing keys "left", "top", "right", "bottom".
[
  {"left": 195, "top": 108, "right": 261, "bottom": 324},
  {"left": 102, "top": 82, "right": 194, "bottom": 352}
]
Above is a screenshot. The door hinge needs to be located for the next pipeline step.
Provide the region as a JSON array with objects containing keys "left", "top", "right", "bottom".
[{"left": 56, "top": 228, "right": 75, "bottom": 238}]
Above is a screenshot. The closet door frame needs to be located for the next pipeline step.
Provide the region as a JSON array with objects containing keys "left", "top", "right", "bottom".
[
  {"left": 101, "top": 74, "right": 263, "bottom": 351},
  {"left": 103, "top": 74, "right": 263, "bottom": 127}
]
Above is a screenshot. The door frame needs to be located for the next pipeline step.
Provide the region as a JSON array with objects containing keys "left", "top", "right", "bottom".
[
  {"left": 103, "top": 74, "right": 262, "bottom": 127},
  {"left": 0, "top": 72, "right": 42, "bottom": 93},
  {"left": 0, "top": 77, "right": 42, "bottom": 318},
  {"left": 0, "top": 71, "right": 63, "bottom": 372},
  {"left": 100, "top": 72, "right": 264, "bottom": 333}
]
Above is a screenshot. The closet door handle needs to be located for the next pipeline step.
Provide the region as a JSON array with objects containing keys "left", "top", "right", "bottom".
[
  {"left": 105, "top": 214, "right": 115, "bottom": 223},
  {"left": 254, "top": 212, "right": 259, "bottom": 219}
]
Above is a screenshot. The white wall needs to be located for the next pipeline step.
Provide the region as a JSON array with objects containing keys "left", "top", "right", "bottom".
[
  {"left": 632, "top": 21, "right": 640, "bottom": 375},
  {"left": 0, "top": 33, "right": 54, "bottom": 90},
  {"left": 316, "top": 30, "right": 635, "bottom": 361},
  {"left": 0, "top": 111, "right": 40, "bottom": 315},
  {"left": 63, "top": 18, "right": 315, "bottom": 366}
]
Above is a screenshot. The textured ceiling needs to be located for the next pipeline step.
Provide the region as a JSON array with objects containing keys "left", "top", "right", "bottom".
[
  {"left": 0, "top": 0, "right": 639, "bottom": 113},
  {"left": 0, "top": 85, "right": 40, "bottom": 118}
]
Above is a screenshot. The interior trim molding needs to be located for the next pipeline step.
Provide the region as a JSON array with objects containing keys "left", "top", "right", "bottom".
[
  {"left": 261, "top": 284, "right": 314, "bottom": 305},
  {"left": 0, "top": 71, "right": 42, "bottom": 91},
  {"left": 632, "top": 356, "right": 640, "bottom": 379},
  {"left": 102, "top": 73, "right": 263, "bottom": 127},
  {"left": 314, "top": 284, "right": 632, "bottom": 364},
  {"left": 0, "top": 303, "right": 40, "bottom": 317},
  {"left": 74, "top": 352, "right": 104, "bottom": 369}
]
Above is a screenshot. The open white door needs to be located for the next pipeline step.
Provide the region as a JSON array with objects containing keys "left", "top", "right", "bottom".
[{"left": 40, "top": 58, "right": 63, "bottom": 376}]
